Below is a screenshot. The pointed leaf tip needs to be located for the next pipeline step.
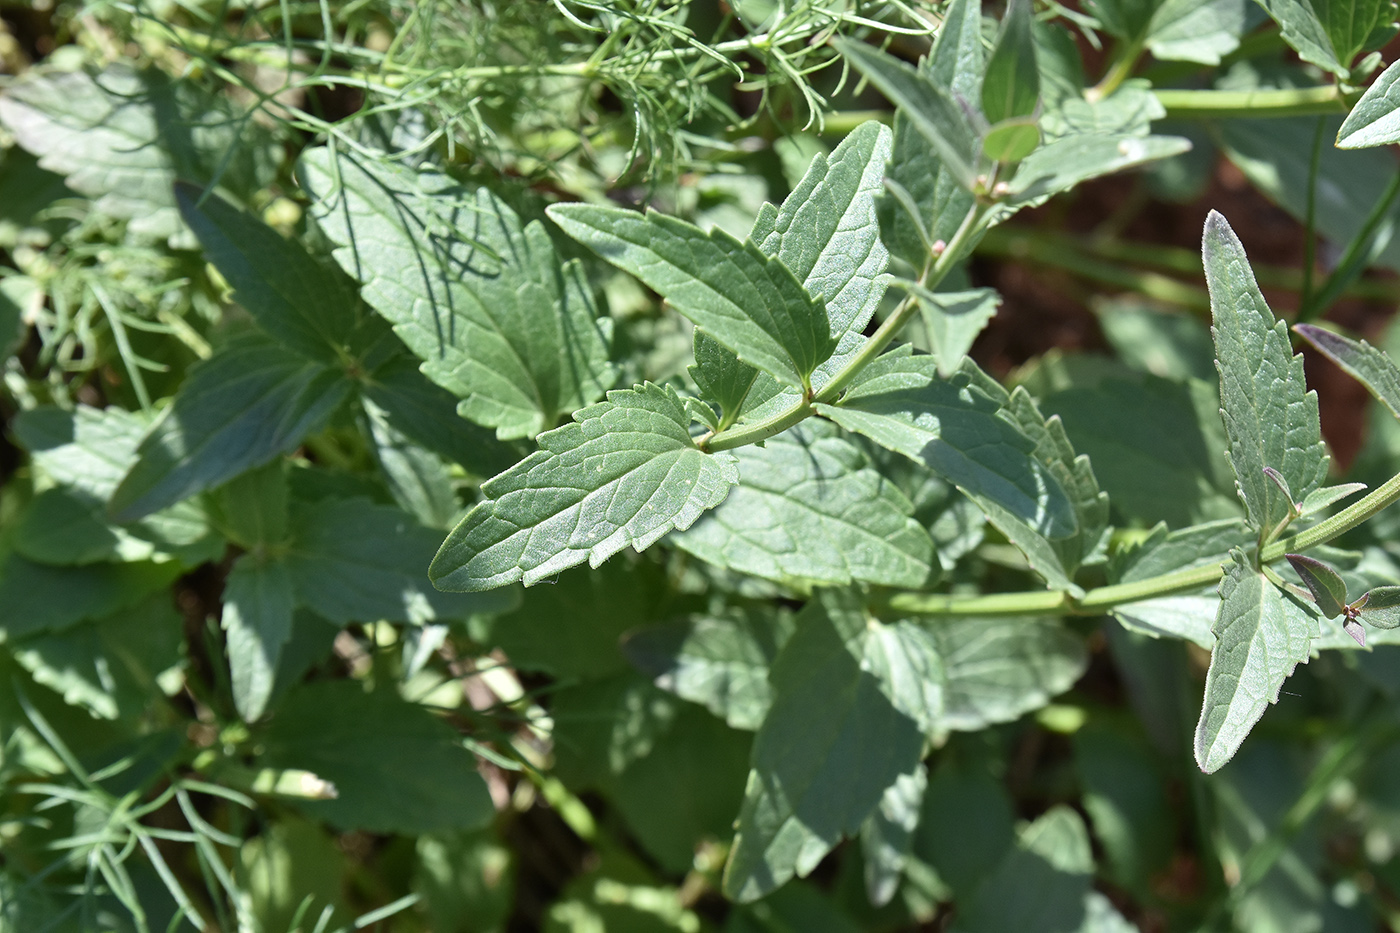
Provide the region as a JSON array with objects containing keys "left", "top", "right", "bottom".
[
  {"left": 1357, "top": 586, "right": 1400, "bottom": 629},
  {"left": 1285, "top": 553, "right": 1347, "bottom": 618}
]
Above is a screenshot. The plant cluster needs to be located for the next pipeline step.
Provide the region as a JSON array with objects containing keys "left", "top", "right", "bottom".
[{"left": 9, "top": 0, "right": 1400, "bottom": 930}]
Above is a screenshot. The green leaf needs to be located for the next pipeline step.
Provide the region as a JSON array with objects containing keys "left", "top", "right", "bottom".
[
  {"left": 1113, "top": 593, "right": 1220, "bottom": 648},
  {"left": 833, "top": 37, "right": 981, "bottom": 190},
  {"left": 1255, "top": 0, "right": 1396, "bottom": 76},
  {"left": 299, "top": 148, "right": 616, "bottom": 439},
  {"left": 1144, "top": 0, "right": 1253, "bottom": 64},
  {"left": 547, "top": 204, "right": 833, "bottom": 388},
  {"left": 859, "top": 763, "right": 926, "bottom": 908},
  {"left": 176, "top": 183, "right": 363, "bottom": 363},
  {"left": 1285, "top": 554, "right": 1348, "bottom": 618},
  {"left": 211, "top": 462, "right": 289, "bottom": 550},
  {"left": 690, "top": 331, "right": 760, "bottom": 427},
  {"left": 363, "top": 394, "right": 458, "bottom": 530},
  {"left": 1111, "top": 518, "right": 1251, "bottom": 584},
  {"left": 1195, "top": 549, "right": 1319, "bottom": 773},
  {"left": 982, "top": 0, "right": 1040, "bottom": 124},
  {"left": 1006, "top": 134, "right": 1193, "bottom": 209},
  {"left": 1298, "top": 482, "right": 1366, "bottom": 517},
  {"left": 917, "top": 615, "right": 1088, "bottom": 731},
  {"left": 1074, "top": 722, "right": 1175, "bottom": 893},
  {"left": 287, "top": 497, "right": 515, "bottom": 623},
  {"left": 814, "top": 350, "right": 1078, "bottom": 541},
  {"left": 906, "top": 286, "right": 1000, "bottom": 379},
  {"left": 914, "top": 759, "right": 1015, "bottom": 895},
  {"left": 551, "top": 674, "right": 681, "bottom": 787},
  {"left": 483, "top": 557, "right": 685, "bottom": 679},
  {"left": 1098, "top": 300, "right": 1216, "bottom": 382},
  {"left": 0, "top": 555, "right": 183, "bottom": 642},
  {"left": 1204, "top": 211, "right": 1328, "bottom": 533},
  {"left": 109, "top": 333, "right": 353, "bottom": 522},
  {"left": 982, "top": 118, "right": 1042, "bottom": 164},
  {"left": 222, "top": 557, "right": 295, "bottom": 722},
  {"left": 623, "top": 606, "right": 794, "bottom": 730},
  {"left": 259, "top": 681, "right": 495, "bottom": 834},
  {"left": 722, "top": 591, "right": 925, "bottom": 902},
  {"left": 1357, "top": 585, "right": 1400, "bottom": 628},
  {"left": 957, "top": 807, "right": 1095, "bottom": 933},
  {"left": 672, "top": 422, "right": 936, "bottom": 589},
  {"left": 430, "top": 383, "right": 739, "bottom": 591},
  {"left": 1338, "top": 58, "right": 1400, "bottom": 147},
  {"left": 361, "top": 352, "right": 520, "bottom": 479},
  {"left": 0, "top": 64, "right": 272, "bottom": 243},
  {"left": 1295, "top": 323, "right": 1400, "bottom": 422},
  {"left": 11, "top": 595, "right": 183, "bottom": 720}
]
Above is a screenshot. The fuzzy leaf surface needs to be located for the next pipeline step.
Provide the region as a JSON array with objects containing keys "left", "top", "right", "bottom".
[
  {"left": 1204, "top": 211, "right": 1327, "bottom": 532},
  {"left": 109, "top": 334, "right": 352, "bottom": 522},
  {"left": 548, "top": 205, "right": 832, "bottom": 388},
  {"left": 814, "top": 350, "right": 1077, "bottom": 541},
  {"left": 1337, "top": 59, "right": 1400, "bottom": 147},
  {"left": 1295, "top": 323, "right": 1400, "bottom": 422},
  {"left": 1195, "top": 549, "right": 1318, "bottom": 773},
  {"left": 430, "top": 383, "right": 739, "bottom": 591},
  {"left": 222, "top": 557, "right": 295, "bottom": 722},
  {"left": 672, "top": 423, "right": 936, "bottom": 589},
  {"left": 299, "top": 149, "right": 615, "bottom": 439}
]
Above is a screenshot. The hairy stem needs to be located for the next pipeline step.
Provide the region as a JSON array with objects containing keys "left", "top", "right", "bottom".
[
  {"left": 1154, "top": 85, "right": 1351, "bottom": 119},
  {"left": 887, "top": 469, "right": 1400, "bottom": 617}
]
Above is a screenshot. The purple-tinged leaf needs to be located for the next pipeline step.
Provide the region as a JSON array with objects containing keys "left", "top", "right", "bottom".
[
  {"left": 1294, "top": 323, "right": 1400, "bottom": 423},
  {"left": 1285, "top": 553, "right": 1348, "bottom": 618}
]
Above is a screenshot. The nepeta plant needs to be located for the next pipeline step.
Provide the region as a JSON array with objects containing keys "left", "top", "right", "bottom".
[{"left": 10, "top": 0, "right": 1400, "bottom": 929}]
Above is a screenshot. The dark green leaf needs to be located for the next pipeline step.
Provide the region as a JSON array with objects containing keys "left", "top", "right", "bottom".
[
  {"left": 0, "top": 64, "right": 272, "bottom": 243},
  {"left": 672, "top": 422, "right": 936, "bottom": 589},
  {"left": 551, "top": 674, "right": 680, "bottom": 787},
  {"left": 1357, "top": 585, "right": 1400, "bottom": 628},
  {"left": 0, "top": 555, "right": 183, "bottom": 642},
  {"left": 109, "top": 333, "right": 353, "bottom": 522},
  {"left": 722, "top": 591, "right": 925, "bottom": 902},
  {"left": 814, "top": 350, "right": 1077, "bottom": 540},
  {"left": 287, "top": 497, "right": 516, "bottom": 623},
  {"left": 1295, "top": 323, "right": 1400, "bottom": 423},
  {"left": 690, "top": 331, "right": 760, "bottom": 427},
  {"left": 833, "top": 38, "right": 981, "bottom": 190},
  {"left": 914, "top": 760, "right": 1015, "bottom": 895},
  {"left": 430, "top": 383, "right": 739, "bottom": 591},
  {"left": 957, "top": 807, "right": 1094, "bottom": 933},
  {"left": 176, "top": 184, "right": 361, "bottom": 363},
  {"left": 1195, "top": 549, "right": 1319, "bottom": 773},
  {"left": 1337, "top": 58, "right": 1400, "bottom": 148},
  {"left": 860, "top": 763, "right": 926, "bottom": 907},
  {"left": 1285, "top": 553, "right": 1348, "bottom": 618},
  {"left": 222, "top": 557, "right": 295, "bottom": 722},
  {"left": 363, "top": 394, "right": 458, "bottom": 530},
  {"left": 211, "top": 462, "right": 289, "bottom": 550},
  {"left": 1205, "top": 211, "right": 1328, "bottom": 533},
  {"left": 982, "top": 0, "right": 1040, "bottom": 124},
  {"left": 299, "top": 148, "right": 616, "bottom": 439},
  {"left": 547, "top": 204, "right": 833, "bottom": 388},
  {"left": 259, "top": 681, "right": 495, "bottom": 834},
  {"left": 623, "top": 606, "right": 794, "bottom": 730},
  {"left": 1074, "top": 722, "right": 1175, "bottom": 893},
  {"left": 905, "top": 286, "right": 1000, "bottom": 379}
]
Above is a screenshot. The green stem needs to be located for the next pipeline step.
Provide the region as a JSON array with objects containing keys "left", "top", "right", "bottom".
[
  {"left": 887, "top": 469, "right": 1400, "bottom": 618},
  {"left": 1154, "top": 85, "right": 1350, "bottom": 119},
  {"left": 1088, "top": 41, "right": 1143, "bottom": 102},
  {"left": 1297, "top": 167, "right": 1400, "bottom": 323},
  {"left": 1300, "top": 118, "right": 1326, "bottom": 308},
  {"left": 704, "top": 201, "right": 992, "bottom": 453}
]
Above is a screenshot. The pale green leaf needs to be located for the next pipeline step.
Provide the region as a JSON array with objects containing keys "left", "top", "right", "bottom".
[
  {"left": 672, "top": 422, "right": 936, "bottom": 588},
  {"left": 0, "top": 63, "right": 272, "bottom": 243},
  {"left": 1113, "top": 593, "right": 1219, "bottom": 648},
  {"left": 833, "top": 37, "right": 980, "bottom": 190},
  {"left": 982, "top": 0, "right": 1040, "bottom": 124},
  {"left": 547, "top": 204, "right": 833, "bottom": 388},
  {"left": 287, "top": 498, "right": 516, "bottom": 623},
  {"left": 1338, "top": 59, "right": 1400, "bottom": 147},
  {"left": 176, "top": 184, "right": 363, "bottom": 363},
  {"left": 222, "top": 557, "right": 295, "bottom": 722},
  {"left": 109, "top": 333, "right": 353, "bottom": 522},
  {"left": 904, "top": 285, "right": 1000, "bottom": 379},
  {"left": 1298, "top": 482, "right": 1366, "bottom": 517},
  {"left": 982, "top": 118, "right": 1041, "bottom": 164},
  {"left": 814, "top": 350, "right": 1077, "bottom": 540},
  {"left": 260, "top": 681, "right": 495, "bottom": 834},
  {"left": 1205, "top": 211, "right": 1328, "bottom": 533},
  {"left": 299, "top": 148, "right": 616, "bottom": 439},
  {"left": 1295, "top": 322, "right": 1400, "bottom": 422},
  {"left": 1255, "top": 0, "right": 1395, "bottom": 76},
  {"left": 1111, "top": 518, "right": 1249, "bottom": 584},
  {"left": 623, "top": 607, "right": 793, "bottom": 731},
  {"left": 859, "top": 763, "right": 926, "bottom": 908},
  {"left": 1007, "top": 134, "right": 1192, "bottom": 209},
  {"left": 722, "top": 591, "right": 924, "bottom": 902},
  {"left": 1040, "top": 81, "right": 1166, "bottom": 141},
  {"left": 1358, "top": 585, "right": 1400, "bottom": 628},
  {"left": 430, "top": 383, "right": 739, "bottom": 591},
  {"left": 1195, "top": 549, "right": 1319, "bottom": 773},
  {"left": 1145, "top": 0, "right": 1252, "bottom": 64}
]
